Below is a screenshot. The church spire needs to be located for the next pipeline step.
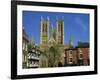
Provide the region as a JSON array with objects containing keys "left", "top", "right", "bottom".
[
  {"left": 40, "top": 16, "right": 43, "bottom": 21},
  {"left": 47, "top": 16, "right": 49, "bottom": 21},
  {"left": 56, "top": 16, "right": 58, "bottom": 21},
  {"left": 51, "top": 24, "right": 53, "bottom": 32},
  {"left": 69, "top": 33, "right": 73, "bottom": 48},
  {"left": 62, "top": 16, "right": 64, "bottom": 21}
]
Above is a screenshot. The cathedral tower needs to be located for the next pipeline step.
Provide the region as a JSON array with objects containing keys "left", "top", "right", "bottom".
[
  {"left": 40, "top": 16, "right": 49, "bottom": 44},
  {"left": 56, "top": 17, "right": 64, "bottom": 44}
]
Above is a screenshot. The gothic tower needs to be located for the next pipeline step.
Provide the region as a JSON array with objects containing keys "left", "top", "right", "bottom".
[
  {"left": 56, "top": 17, "right": 64, "bottom": 44},
  {"left": 40, "top": 16, "right": 49, "bottom": 44}
]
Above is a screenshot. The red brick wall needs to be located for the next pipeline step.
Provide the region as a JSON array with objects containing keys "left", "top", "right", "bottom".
[
  {"left": 72, "top": 50, "right": 77, "bottom": 64},
  {"left": 65, "top": 50, "right": 69, "bottom": 64},
  {"left": 77, "top": 48, "right": 89, "bottom": 65},
  {"left": 65, "top": 47, "right": 89, "bottom": 65},
  {"left": 65, "top": 50, "right": 77, "bottom": 65}
]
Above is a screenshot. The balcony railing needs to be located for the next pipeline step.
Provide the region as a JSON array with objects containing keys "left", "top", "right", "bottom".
[
  {"left": 28, "top": 56, "right": 40, "bottom": 60},
  {"left": 27, "top": 63, "right": 39, "bottom": 67}
]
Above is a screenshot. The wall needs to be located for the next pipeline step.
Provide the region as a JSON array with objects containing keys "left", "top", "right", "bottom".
[{"left": 0, "top": 0, "right": 99, "bottom": 80}]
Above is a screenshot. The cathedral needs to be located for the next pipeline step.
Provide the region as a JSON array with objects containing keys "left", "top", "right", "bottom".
[
  {"left": 39, "top": 16, "right": 68, "bottom": 67},
  {"left": 40, "top": 16, "right": 64, "bottom": 45}
]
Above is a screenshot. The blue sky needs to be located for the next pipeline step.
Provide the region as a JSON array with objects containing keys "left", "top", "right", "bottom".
[{"left": 23, "top": 11, "right": 89, "bottom": 46}]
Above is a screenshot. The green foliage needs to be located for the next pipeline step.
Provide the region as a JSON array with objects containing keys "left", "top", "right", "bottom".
[
  {"left": 35, "top": 44, "right": 40, "bottom": 49},
  {"left": 41, "top": 43, "right": 61, "bottom": 67},
  {"left": 50, "top": 44, "right": 61, "bottom": 67},
  {"left": 28, "top": 43, "right": 32, "bottom": 51},
  {"left": 69, "top": 45, "right": 73, "bottom": 48}
]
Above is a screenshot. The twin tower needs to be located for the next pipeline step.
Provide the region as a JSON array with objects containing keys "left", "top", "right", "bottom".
[{"left": 40, "top": 16, "right": 64, "bottom": 45}]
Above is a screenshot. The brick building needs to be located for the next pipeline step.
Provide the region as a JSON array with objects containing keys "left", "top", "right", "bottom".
[
  {"left": 65, "top": 42, "right": 89, "bottom": 66},
  {"left": 65, "top": 48, "right": 77, "bottom": 66},
  {"left": 77, "top": 42, "right": 89, "bottom": 66}
]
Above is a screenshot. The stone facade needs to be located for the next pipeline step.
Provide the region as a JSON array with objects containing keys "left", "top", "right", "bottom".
[
  {"left": 40, "top": 16, "right": 64, "bottom": 45},
  {"left": 22, "top": 29, "right": 29, "bottom": 68},
  {"left": 40, "top": 17, "right": 68, "bottom": 67}
]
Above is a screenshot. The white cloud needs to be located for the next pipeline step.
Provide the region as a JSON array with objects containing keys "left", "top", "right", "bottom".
[{"left": 75, "top": 17, "right": 87, "bottom": 31}]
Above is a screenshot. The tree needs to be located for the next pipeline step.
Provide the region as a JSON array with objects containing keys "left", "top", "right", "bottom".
[
  {"left": 35, "top": 44, "right": 40, "bottom": 49},
  {"left": 40, "top": 26, "right": 62, "bottom": 67},
  {"left": 39, "top": 46, "right": 49, "bottom": 67},
  {"left": 40, "top": 43, "right": 61, "bottom": 67},
  {"left": 47, "top": 43, "right": 61, "bottom": 67}
]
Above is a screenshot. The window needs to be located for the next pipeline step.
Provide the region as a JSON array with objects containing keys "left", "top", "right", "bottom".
[
  {"left": 25, "top": 44, "right": 27, "bottom": 51},
  {"left": 69, "top": 50, "right": 72, "bottom": 58},
  {"left": 42, "top": 23, "right": 47, "bottom": 32},
  {"left": 70, "top": 50, "right": 72, "bottom": 54},
  {"left": 79, "top": 49, "right": 83, "bottom": 59},
  {"left": 79, "top": 49, "right": 82, "bottom": 54},
  {"left": 69, "top": 58, "right": 72, "bottom": 62},
  {"left": 36, "top": 50, "right": 38, "bottom": 54},
  {"left": 69, "top": 58, "right": 72, "bottom": 64},
  {"left": 24, "top": 55, "right": 27, "bottom": 62},
  {"left": 79, "top": 60, "right": 83, "bottom": 65},
  {"left": 23, "top": 42, "right": 25, "bottom": 50},
  {"left": 32, "top": 49, "right": 34, "bottom": 52},
  {"left": 80, "top": 54, "right": 83, "bottom": 59}
]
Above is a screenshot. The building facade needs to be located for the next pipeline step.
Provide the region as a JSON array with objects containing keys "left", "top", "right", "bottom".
[
  {"left": 65, "top": 48, "right": 77, "bottom": 66},
  {"left": 77, "top": 42, "right": 90, "bottom": 66},
  {"left": 23, "top": 28, "right": 42, "bottom": 68},
  {"left": 55, "top": 17, "right": 64, "bottom": 44},
  {"left": 22, "top": 29, "right": 29, "bottom": 68},
  {"left": 40, "top": 17, "right": 67, "bottom": 67},
  {"left": 65, "top": 42, "right": 89, "bottom": 66},
  {"left": 40, "top": 16, "right": 49, "bottom": 44},
  {"left": 40, "top": 16, "right": 64, "bottom": 45},
  {"left": 27, "top": 47, "right": 41, "bottom": 68}
]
